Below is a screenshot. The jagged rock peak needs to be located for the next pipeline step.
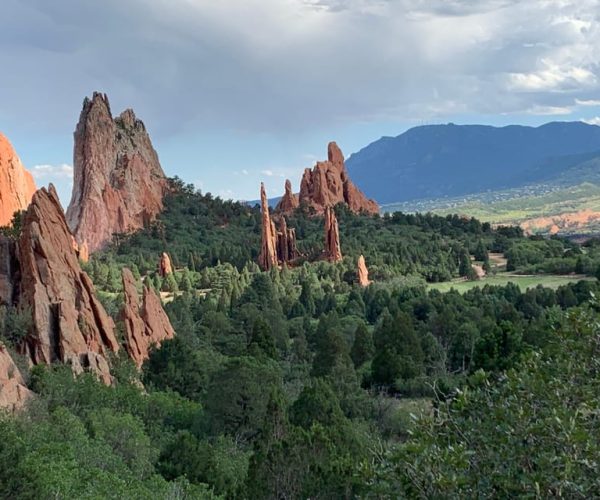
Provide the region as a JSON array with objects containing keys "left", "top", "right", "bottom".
[
  {"left": 0, "top": 132, "right": 37, "bottom": 227},
  {"left": 324, "top": 206, "right": 342, "bottom": 263},
  {"left": 0, "top": 343, "right": 33, "bottom": 412},
  {"left": 66, "top": 91, "right": 169, "bottom": 253},
  {"left": 120, "top": 268, "right": 175, "bottom": 368},
  {"left": 357, "top": 254, "right": 370, "bottom": 287},
  {"left": 279, "top": 141, "right": 379, "bottom": 216},
  {"left": 19, "top": 184, "right": 119, "bottom": 385},
  {"left": 276, "top": 179, "right": 299, "bottom": 213}
]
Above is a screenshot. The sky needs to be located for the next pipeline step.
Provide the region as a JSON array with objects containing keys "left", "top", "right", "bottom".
[{"left": 2, "top": 0, "right": 600, "bottom": 206}]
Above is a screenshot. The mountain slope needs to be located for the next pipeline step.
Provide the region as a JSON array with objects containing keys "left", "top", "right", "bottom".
[{"left": 346, "top": 121, "right": 600, "bottom": 204}]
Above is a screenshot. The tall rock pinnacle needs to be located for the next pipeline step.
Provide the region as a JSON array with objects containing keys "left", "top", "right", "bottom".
[
  {"left": 19, "top": 185, "right": 120, "bottom": 384},
  {"left": 0, "top": 133, "right": 37, "bottom": 227},
  {"left": 324, "top": 206, "right": 342, "bottom": 263},
  {"left": 357, "top": 254, "right": 370, "bottom": 286},
  {"left": 277, "top": 142, "right": 379, "bottom": 215},
  {"left": 258, "top": 183, "right": 299, "bottom": 270},
  {"left": 66, "top": 92, "right": 169, "bottom": 253},
  {"left": 258, "top": 183, "right": 278, "bottom": 270}
]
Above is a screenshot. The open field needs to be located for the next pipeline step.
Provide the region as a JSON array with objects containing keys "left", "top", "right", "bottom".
[
  {"left": 428, "top": 273, "right": 594, "bottom": 294},
  {"left": 383, "top": 182, "right": 600, "bottom": 235}
]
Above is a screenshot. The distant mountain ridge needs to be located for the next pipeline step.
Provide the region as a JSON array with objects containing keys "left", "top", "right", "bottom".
[{"left": 345, "top": 121, "right": 600, "bottom": 204}]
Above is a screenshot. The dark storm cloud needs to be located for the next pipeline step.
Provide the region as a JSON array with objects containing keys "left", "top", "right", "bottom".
[{"left": 1, "top": 0, "right": 600, "bottom": 139}]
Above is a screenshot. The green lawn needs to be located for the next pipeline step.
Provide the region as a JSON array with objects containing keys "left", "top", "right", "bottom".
[{"left": 428, "top": 274, "right": 594, "bottom": 293}]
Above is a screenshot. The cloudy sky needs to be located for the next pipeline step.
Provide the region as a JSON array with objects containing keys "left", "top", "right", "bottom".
[{"left": 2, "top": 0, "right": 600, "bottom": 205}]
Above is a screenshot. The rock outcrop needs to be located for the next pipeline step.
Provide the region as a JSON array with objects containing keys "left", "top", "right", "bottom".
[
  {"left": 277, "top": 142, "right": 378, "bottom": 216},
  {"left": 277, "top": 179, "right": 299, "bottom": 213},
  {"left": 0, "top": 344, "right": 33, "bottom": 412},
  {"left": 324, "top": 206, "right": 342, "bottom": 263},
  {"left": 120, "top": 268, "right": 175, "bottom": 368},
  {"left": 66, "top": 92, "right": 169, "bottom": 253},
  {"left": 259, "top": 184, "right": 299, "bottom": 270},
  {"left": 0, "top": 133, "right": 37, "bottom": 227},
  {"left": 259, "top": 183, "right": 278, "bottom": 271},
  {"left": 18, "top": 185, "right": 119, "bottom": 385},
  {"left": 0, "top": 236, "right": 18, "bottom": 305},
  {"left": 357, "top": 255, "right": 370, "bottom": 287},
  {"left": 158, "top": 252, "right": 173, "bottom": 277},
  {"left": 276, "top": 217, "right": 298, "bottom": 265}
]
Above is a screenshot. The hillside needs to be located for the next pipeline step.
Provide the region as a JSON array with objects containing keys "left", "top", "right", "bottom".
[{"left": 346, "top": 121, "right": 600, "bottom": 204}]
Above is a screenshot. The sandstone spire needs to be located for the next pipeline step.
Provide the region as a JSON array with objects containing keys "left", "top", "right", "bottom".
[
  {"left": 278, "top": 142, "right": 378, "bottom": 216},
  {"left": 120, "top": 268, "right": 175, "bottom": 368},
  {"left": 0, "top": 343, "right": 33, "bottom": 412},
  {"left": 258, "top": 183, "right": 278, "bottom": 270},
  {"left": 66, "top": 92, "right": 169, "bottom": 253},
  {"left": 276, "top": 216, "right": 298, "bottom": 264},
  {"left": 276, "top": 179, "right": 299, "bottom": 213},
  {"left": 0, "top": 133, "right": 37, "bottom": 227},
  {"left": 159, "top": 252, "right": 173, "bottom": 277},
  {"left": 324, "top": 206, "right": 342, "bottom": 263},
  {"left": 357, "top": 254, "right": 370, "bottom": 287},
  {"left": 18, "top": 185, "right": 119, "bottom": 385}
]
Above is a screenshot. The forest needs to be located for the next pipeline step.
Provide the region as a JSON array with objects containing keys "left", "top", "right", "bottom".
[{"left": 2, "top": 178, "right": 600, "bottom": 498}]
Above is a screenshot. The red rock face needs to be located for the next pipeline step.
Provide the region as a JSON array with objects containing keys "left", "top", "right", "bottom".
[
  {"left": 121, "top": 268, "right": 175, "bottom": 368},
  {"left": 158, "top": 252, "right": 173, "bottom": 277},
  {"left": 276, "top": 179, "right": 299, "bottom": 213},
  {"left": 0, "top": 133, "right": 37, "bottom": 227},
  {"left": 18, "top": 185, "right": 119, "bottom": 385},
  {"left": 278, "top": 142, "right": 378, "bottom": 216},
  {"left": 0, "top": 236, "right": 18, "bottom": 305},
  {"left": 324, "top": 206, "right": 342, "bottom": 263},
  {"left": 357, "top": 254, "right": 370, "bottom": 287},
  {"left": 259, "top": 184, "right": 299, "bottom": 270},
  {"left": 66, "top": 92, "right": 169, "bottom": 253},
  {"left": 0, "top": 343, "right": 33, "bottom": 412},
  {"left": 259, "top": 183, "right": 278, "bottom": 271}
]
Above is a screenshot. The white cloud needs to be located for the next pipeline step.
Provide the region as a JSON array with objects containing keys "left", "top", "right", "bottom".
[
  {"left": 261, "top": 169, "right": 275, "bottom": 177},
  {"left": 527, "top": 105, "right": 573, "bottom": 116},
  {"left": 576, "top": 98, "right": 600, "bottom": 106},
  {"left": 582, "top": 117, "right": 600, "bottom": 125},
  {"left": 30, "top": 163, "right": 74, "bottom": 179}
]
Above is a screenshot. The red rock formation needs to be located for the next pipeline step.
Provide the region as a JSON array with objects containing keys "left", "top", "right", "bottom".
[
  {"left": 357, "top": 255, "right": 370, "bottom": 287},
  {"left": 276, "top": 217, "right": 298, "bottom": 264},
  {"left": 324, "top": 206, "right": 342, "bottom": 263},
  {"left": 276, "top": 179, "right": 299, "bottom": 213},
  {"left": 0, "top": 133, "right": 37, "bottom": 227},
  {"left": 121, "top": 268, "right": 174, "bottom": 368},
  {"left": 279, "top": 142, "right": 378, "bottom": 216},
  {"left": 259, "top": 183, "right": 278, "bottom": 270},
  {"left": 0, "top": 236, "right": 18, "bottom": 305},
  {"left": 66, "top": 92, "right": 169, "bottom": 253},
  {"left": 18, "top": 185, "right": 119, "bottom": 385},
  {"left": 78, "top": 240, "right": 90, "bottom": 263},
  {"left": 0, "top": 344, "right": 33, "bottom": 412},
  {"left": 259, "top": 184, "right": 301, "bottom": 269},
  {"left": 159, "top": 252, "right": 173, "bottom": 277}
]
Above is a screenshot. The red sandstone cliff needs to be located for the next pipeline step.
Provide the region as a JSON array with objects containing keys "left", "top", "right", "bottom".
[
  {"left": 277, "top": 142, "right": 378, "bottom": 215},
  {"left": 0, "top": 133, "right": 37, "bottom": 227},
  {"left": 19, "top": 185, "right": 119, "bottom": 385},
  {"left": 66, "top": 92, "right": 169, "bottom": 253}
]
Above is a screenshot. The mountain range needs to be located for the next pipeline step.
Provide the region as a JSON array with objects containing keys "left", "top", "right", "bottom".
[{"left": 345, "top": 121, "right": 600, "bottom": 204}]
